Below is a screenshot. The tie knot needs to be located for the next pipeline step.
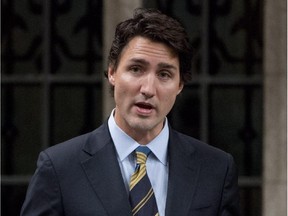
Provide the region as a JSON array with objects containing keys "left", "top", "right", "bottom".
[{"left": 135, "top": 146, "right": 151, "bottom": 164}]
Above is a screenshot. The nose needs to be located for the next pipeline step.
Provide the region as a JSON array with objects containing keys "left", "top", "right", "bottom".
[{"left": 140, "top": 74, "right": 156, "bottom": 98}]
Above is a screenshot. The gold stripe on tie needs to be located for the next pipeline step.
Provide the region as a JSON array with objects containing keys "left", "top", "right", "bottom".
[
  {"left": 130, "top": 164, "right": 147, "bottom": 189},
  {"left": 132, "top": 188, "right": 154, "bottom": 215},
  {"left": 129, "top": 151, "right": 148, "bottom": 190}
]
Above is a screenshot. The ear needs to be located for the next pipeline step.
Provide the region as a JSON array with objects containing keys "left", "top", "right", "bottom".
[
  {"left": 107, "top": 66, "right": 116, "bottom": 86},
  {"left": 177, "top": 82, "right": 184, "bottom": 95}
]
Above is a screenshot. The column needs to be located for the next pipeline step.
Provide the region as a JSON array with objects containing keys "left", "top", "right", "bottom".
[{"left": 263, "top": 0, "right": 287, "bottom": 215}]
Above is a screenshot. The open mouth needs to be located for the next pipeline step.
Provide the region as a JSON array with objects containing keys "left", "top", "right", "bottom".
[
  {"left": 136, "top": 102, "right": 153, "bottom": 109},
  {"left": 135, "top": 102, "right": 154, "bottom": 114}
]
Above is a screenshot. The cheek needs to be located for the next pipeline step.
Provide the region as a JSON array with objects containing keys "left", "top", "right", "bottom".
[
  {"left": 116, "top": 70, "right": 138, "bottom": 84},
  {"left": 162, "top": 84, "right": 181, "bottom": 99},
  {"left": 161, "top": 91, "right": 178, "bottom": 109},
  {"left": 114, "top": 78, "right": 137, "bottom": 98},
  {"left": 119, "top": 76, "right": 140, "bottom": 93}
]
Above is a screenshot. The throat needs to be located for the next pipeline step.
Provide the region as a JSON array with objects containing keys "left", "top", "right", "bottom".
[{"left": 128, "top": 125, "right": 163, "bottom": 145}]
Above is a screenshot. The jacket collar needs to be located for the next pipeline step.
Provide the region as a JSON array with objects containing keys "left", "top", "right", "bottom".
[{"left": 80, "top": 123, "right": 132, "bottom": 216}]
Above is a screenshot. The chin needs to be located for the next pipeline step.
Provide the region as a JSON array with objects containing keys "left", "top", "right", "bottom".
[
  {"left": 129, "top": 118, "right": 161, "bottom": 132},
  {"left": 129, "top": 122, "right": 153, "bottom": 131}
]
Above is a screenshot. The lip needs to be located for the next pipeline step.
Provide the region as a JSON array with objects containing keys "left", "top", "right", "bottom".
[{"left": 134, "top": 102, "right": 155, "bottom": 115}]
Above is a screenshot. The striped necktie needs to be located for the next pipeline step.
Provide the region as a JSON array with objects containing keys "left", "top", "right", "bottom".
[{"left": 129, "top": 146, "right": 159, "bottom": 216}]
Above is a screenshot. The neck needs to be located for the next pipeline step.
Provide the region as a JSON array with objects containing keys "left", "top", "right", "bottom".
[{"left": 129, "top": 128, "right": 162, "bottom": 145}]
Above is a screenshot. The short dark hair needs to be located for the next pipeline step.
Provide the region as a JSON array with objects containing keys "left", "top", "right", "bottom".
[{"left": 105, "top": 8, "right": 193, "bottom": 83}]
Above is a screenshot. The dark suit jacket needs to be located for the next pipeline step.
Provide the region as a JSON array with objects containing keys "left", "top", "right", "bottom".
[{"left": 21, "top": 122, "right": 240, "bottom": 216}]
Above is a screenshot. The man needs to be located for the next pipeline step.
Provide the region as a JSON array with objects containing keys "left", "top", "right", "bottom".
[{"left": 21, "top": 8, "right": 240, "bottom": 216}]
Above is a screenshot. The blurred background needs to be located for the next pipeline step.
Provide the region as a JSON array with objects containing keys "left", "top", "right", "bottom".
[{"left": 1, "top": 0, "right": 286, "bottom": 215}]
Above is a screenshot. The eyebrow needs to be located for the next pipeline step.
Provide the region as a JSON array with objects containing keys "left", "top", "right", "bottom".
[
  {"left": 158, "top": 62, "right": 178, "bottom": 71},
  {"left": 129, "top": 58, "right": 149, "bottom": 65},
  {"left": 129, "top": 58, "right": 178, "bottom": 70}
]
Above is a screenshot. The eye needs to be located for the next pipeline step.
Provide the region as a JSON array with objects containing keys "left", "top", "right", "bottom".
[
  {"left": 129, "top": 65, "right": 142, "bottom": 73},
  {"left": 158, "top": 70, "right": 172, "bottom": 80}
]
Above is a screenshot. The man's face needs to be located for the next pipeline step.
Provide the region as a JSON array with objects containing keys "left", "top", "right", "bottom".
[{"left": 108, "top": 36, "right": 183, "bottom": 143}]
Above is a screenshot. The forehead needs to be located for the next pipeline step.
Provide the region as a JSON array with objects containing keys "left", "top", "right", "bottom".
[{"left": 119, "top": 36, "right": 178, "bottom": 63}]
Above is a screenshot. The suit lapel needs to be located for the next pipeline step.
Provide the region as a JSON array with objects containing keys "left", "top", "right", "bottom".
[
  {"left": 80, "top": 123, "right": 132, "bottom": 216},
  {"left": 165, "top": 129, "right": 201, "bottom": 216}
]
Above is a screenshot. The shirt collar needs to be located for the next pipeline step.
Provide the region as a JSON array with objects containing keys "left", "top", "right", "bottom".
[{"left": 108, "top": 109, "right": 169, "bottom": 166}]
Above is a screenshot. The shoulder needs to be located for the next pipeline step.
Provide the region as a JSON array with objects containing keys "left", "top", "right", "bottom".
[
  {"left": 170, "top": 129, "right": 233, "bottom": 164},
  {"left": 42, "top": 122, "right": 110, "bottom": 164}
]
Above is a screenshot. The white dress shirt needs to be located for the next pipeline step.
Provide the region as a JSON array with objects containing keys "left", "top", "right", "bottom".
[{"left": 108, "top": 110, "right": 169, "bottom": 216}]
